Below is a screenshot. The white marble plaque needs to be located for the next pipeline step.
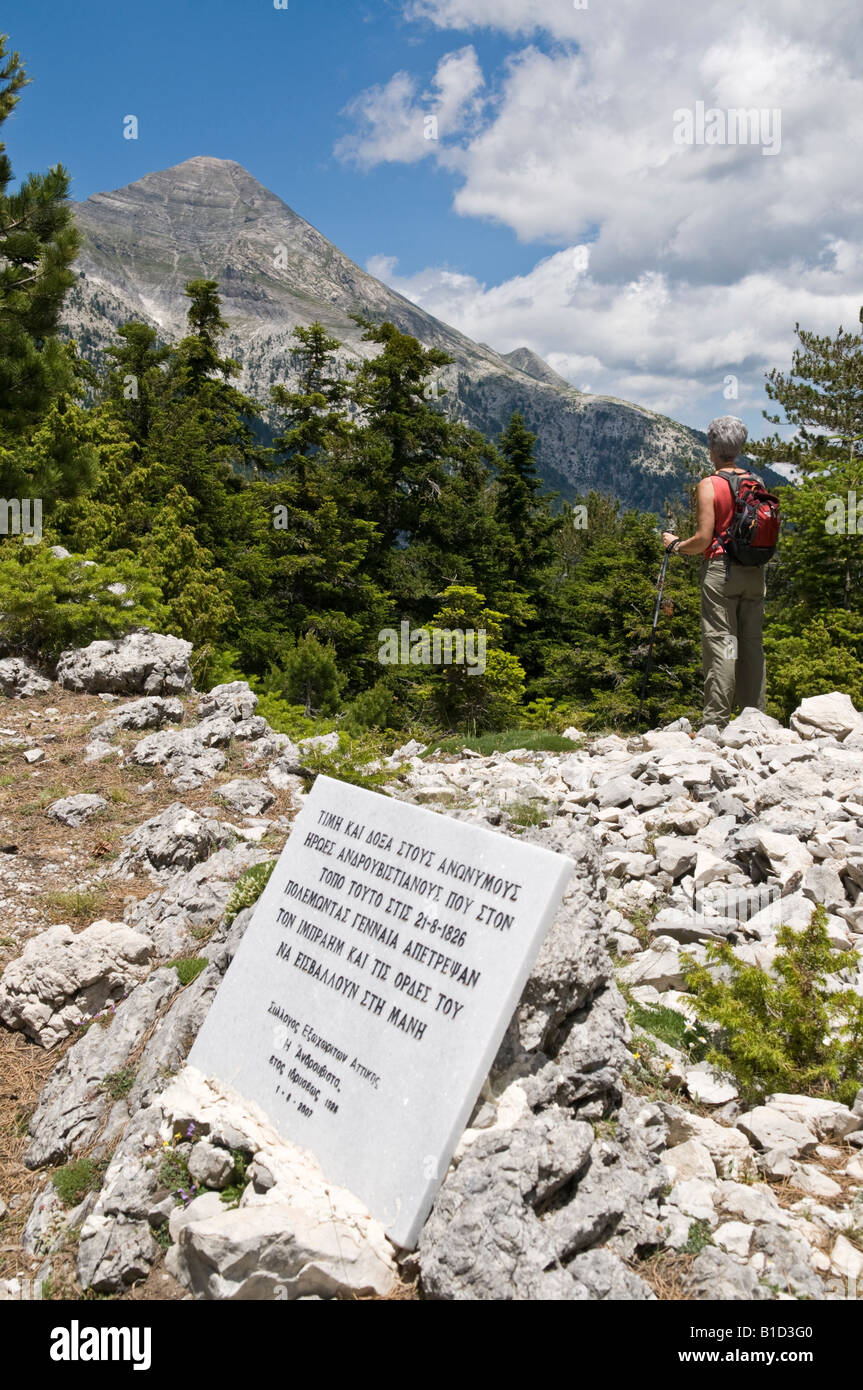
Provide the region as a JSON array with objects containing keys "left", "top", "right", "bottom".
[{"left": 189, "top": 775, "right": 574, "bottom": 1247}]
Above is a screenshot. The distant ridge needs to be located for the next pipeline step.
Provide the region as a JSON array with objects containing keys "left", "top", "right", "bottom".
[{"left": 65, "top": 156, "right": 739, "bottom": 510}]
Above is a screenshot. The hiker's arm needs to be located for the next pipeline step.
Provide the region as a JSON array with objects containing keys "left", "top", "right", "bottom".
[{"left": 663, "top": 478, "right": 714, "bottom": 555}]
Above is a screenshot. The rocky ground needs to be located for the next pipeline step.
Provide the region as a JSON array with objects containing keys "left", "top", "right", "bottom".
[{"left": 0, "top": 635, "right": 861, "bottom": 1302}]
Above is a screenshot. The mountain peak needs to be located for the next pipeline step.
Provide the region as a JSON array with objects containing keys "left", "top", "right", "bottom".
[
  {"left": 502, "top": 346, "right": 573, "bottom": 391},
  {"left": 83, "top": 154, "right": 289, "bottom": 213}
]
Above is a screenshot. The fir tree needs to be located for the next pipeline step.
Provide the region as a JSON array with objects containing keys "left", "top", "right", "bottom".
[{"left": 0, "top": 34, "right": 96, "bottom": 501}]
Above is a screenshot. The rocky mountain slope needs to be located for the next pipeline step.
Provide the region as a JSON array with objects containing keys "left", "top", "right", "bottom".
[
  {"left": 1, "top": 638, "right": 861, "bottom": 1301},
  {"left": 62, "top": 156, "right": 758, "bottom": 512}
]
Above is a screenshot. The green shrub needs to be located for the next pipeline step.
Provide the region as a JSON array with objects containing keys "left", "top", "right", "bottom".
[
  {"left": 0, "top": 538, "right": 165, "bottom": 661},
  {"left": 52, "top": 1158, "right": 105, "bottom": 1207},
  {"left": 682, "top": 905, "right": 863, "bottom": 1106},
  {"left": 683, "top": 1219, "right": 714, "bottom": 1255},
  {"left": 158, "top": 1148, "right": 191, "bottom": 1195},
  {"left": 427, "top": 729, "right": 579, "bottom": 756},
  {"left": 518, "top": 698, "right": 585, "bottom": 733},
  {"left": 299, "top": 731, "right": 402, "bottom": 792},
  {"left": 166, "top": 956, "right": 209, "bottom": 986},
  {"left": 765, "top": 612, "right": 863, "bottom": 722},
  {"left": 342, "top": 678, "right": 401, "bottom": 735},
  {"left": 281, "top": 633, "right": 344, "bottom": 716},
  {"left": 101, "top": 1067, "right": 136, "bottom": 1100},
  {"left": 224, "top": 860, "right": 276, "bottom": 927}
]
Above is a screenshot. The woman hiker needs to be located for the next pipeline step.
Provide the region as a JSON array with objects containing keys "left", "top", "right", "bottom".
[{"left": 662, "top": 415, "right": 768, "bottom": 732}]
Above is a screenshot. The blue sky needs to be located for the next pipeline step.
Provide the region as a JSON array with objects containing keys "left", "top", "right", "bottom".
[
  {"left": 3, "top": 1, "right": 538, "bottom": 283},
  {"left": 4, "top": 1, "right": 862, "bottom": 442}
]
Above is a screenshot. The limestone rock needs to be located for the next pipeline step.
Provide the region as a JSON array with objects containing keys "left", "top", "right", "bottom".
[
  {"left": 763, "top": 1093, "right": 862, "bottom": 1142},
  {"left": 736, "top": 1106, "right": 818, "bottom": 1156},
  {"left": 686, "top": 1246, "right": 771, "bottom": 1300},
  {"left": 790, "top": 692, "right": 863, "bottom": 742},
  {"left": 56, "top": 632, "right": 193, "bottom": 696},
  {"left": 187, "top": 1141, "right": 235, "bottom": 1189},
  {"left": 566, "top": 1248, "right": 655, "bottom": 1300},
  {"left": 25, "top": 968, "right": 179, "bottom": 1167},
  {"left": 713, "top": 1221, "right": 752, "bottom": 1259},
  {"left": 831, "top": 1233, "right": 863, "bottom": 1283},
  {"left": 663, "top": 1140, "right": 716, "bottom": 1182},
  {"left": 77, "top": 1215, "right": 160, "bottom": 1293},
  {"left": 684, "top": 1064, "right": 738, "bottom": 1107},
  {"left": 45, "top": 794, "right": 108, "bottom": 828},
  {"left": 0, "top": 920, "right": 154, "bottom": 1048},
  {"left": 168, "top": 1199, "right": 395, "bottom": 1300},
  {"left": 663, "top": 1107, "right": 755, "bottom": 1178},
  {"left": 215, "top": 779, "right": 275, "bottom": 817},
  {"left": 618, "top": 936, "right": 696, "bottom": 992},
  {"left": 197, "top": 681, "right": 259, "bottom": 722},
  {"left": 90, "top": 695, "right": 184, "bottom": 741},
  {"left": 789, "top": 1165, "right": 842, "bottom": 1200},
  {"left": 111, "top": 802, "right": 233, "bottom": 879},
  {"left": 0, "top": 657, "right": 51, "bottom": 698}
]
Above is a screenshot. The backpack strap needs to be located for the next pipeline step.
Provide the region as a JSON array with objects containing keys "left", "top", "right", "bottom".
[{"left": 713, "top": 470, "right": 740, "bottom": 579}]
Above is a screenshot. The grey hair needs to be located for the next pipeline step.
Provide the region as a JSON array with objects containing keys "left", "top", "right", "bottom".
[{"left": 707, "top": 415, "right": 748, "bottom": 461}]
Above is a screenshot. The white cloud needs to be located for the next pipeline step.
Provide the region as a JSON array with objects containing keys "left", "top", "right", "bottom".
[
  {"left": 344, "top": 1, "right": 863, "bottom": 428},
  {"left": 404, "top": 0, "right": 586, "bottom": 40},
  {"left": 368, "top": 244, "right": 862, "bottom": 430},
  {"left": 334, "top": 46, "right": 484, "bottom": 168}
]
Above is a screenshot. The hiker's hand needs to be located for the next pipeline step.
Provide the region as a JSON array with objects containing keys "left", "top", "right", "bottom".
[{"left": 663, "top": 531, "right": 678, "bottom": 551}]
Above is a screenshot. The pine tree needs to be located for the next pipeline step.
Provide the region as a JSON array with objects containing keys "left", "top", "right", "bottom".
[
  {"left": 270, "top": 322, "right": 351, "bottom": 490},
  {"left": 747, "top": 307, "right": 863, "bottom": 617},
  {"left": 746, "top": 308, "right": 863, "bottom": 715},
  {"left": 0, "top": 34, "right": 96, "bottom": 501}
]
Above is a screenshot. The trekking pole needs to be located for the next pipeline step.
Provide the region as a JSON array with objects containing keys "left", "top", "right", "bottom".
[{"left": 636, "top": 545, "right": 673, "bottom": 731}]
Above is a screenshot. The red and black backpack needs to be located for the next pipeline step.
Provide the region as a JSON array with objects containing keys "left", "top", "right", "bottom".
[{"left": 715, "top": 469, "right": 781, "bottom": 568}]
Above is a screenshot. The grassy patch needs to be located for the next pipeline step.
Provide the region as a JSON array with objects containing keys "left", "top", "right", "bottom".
[
  {"left": 621, "top": 906, "right": 654, "bottom": 950},
  {"left": 507, "top": 800, "right": 553, "bottom": 830},
  {"left": 21, "top": 785, "right": 67, "bottom": 814},
  {"left": 166, "top": 956, "right": 208, "bottom": 987},
  {"left": 100, "top": 1067, "right": 136, "bottom": 1100},
  {"left": 428, "top": 729, "right": 581, "bottom": 756},
  {"left": 52, "top": 1158, "right": 105, "bottom": 1208},
  {"left": 630, "top": 1002, "right": 708, "bottom": 1062},
  {"left": 43, "top": 886, "right": 108, "bottom": 922}
]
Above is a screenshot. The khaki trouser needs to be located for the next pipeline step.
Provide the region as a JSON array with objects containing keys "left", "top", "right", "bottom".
[{"left": 700, "top": 558, "right": 766, "bottom": 728}]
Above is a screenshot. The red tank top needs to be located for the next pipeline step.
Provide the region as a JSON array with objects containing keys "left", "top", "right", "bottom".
[{"left": 705, "top": 473, "right": 738, "bottom": 559}]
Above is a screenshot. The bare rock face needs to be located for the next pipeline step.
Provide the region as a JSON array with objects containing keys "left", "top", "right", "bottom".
[
  {"left": 25, "top": 968, "right": 181, "bottom": 1168},
  {"left": 0, "top": 920, "right": 154, "bottom": 1048},
  {"left": 55, "top": 632, "right": 193, "bottom": 696}
]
